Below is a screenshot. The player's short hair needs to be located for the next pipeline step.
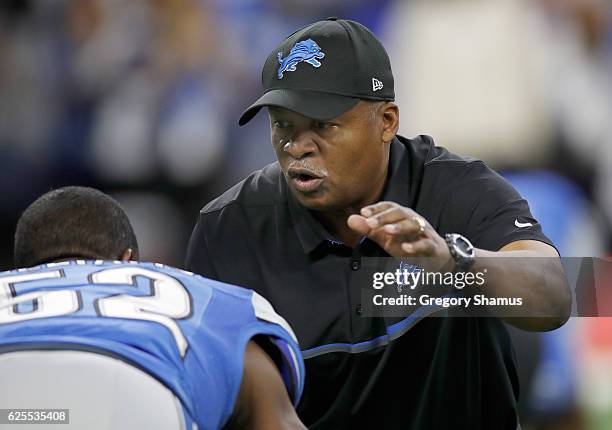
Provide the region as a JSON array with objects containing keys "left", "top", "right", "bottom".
[{"left": 14, "top": 186, "right": 139, "bottom": 267}]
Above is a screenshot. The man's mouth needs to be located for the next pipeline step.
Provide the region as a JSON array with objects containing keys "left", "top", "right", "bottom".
[{"left": 287, "top": 167, "right": 325, "bottom": 193}]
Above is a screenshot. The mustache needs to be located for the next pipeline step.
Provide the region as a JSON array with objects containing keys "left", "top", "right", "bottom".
[{"left": 286, "top": 160, "right": 328, "bottom": 177}]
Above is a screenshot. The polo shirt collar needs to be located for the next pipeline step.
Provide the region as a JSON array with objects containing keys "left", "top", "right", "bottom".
[
  {"left": 287, "top": 137, "right": 411, "bottom": 254},
  {"left": 381, "top": 136, "right": 410, "bottom": 205},
  {"left": 287, "top": 186, "right": 332, "bottom": 254}
]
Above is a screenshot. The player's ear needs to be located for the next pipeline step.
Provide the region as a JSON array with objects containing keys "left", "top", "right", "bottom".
[
  {"left": 119, "top": 248, "right": 133, "bottom": 261},
  {"left": 381, "top": 102, "right": 399, "bottom": 144}
]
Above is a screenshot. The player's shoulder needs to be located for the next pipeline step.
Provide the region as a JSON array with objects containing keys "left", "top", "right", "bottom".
[
  {"left": 167, "top": 264, "right": 298, "bottom": 342},
  {"left": 138, "top": 261, "right": 254, "bottom": 298},
  {"left": 200, "top": 162, "right": 285, "bottom": 215}
]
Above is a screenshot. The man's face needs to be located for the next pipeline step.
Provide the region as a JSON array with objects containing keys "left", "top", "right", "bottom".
[{"left": 269, "top": 101, "right": 390, "bottom": 212}]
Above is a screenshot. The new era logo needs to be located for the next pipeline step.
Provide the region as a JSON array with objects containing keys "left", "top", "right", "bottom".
[{"left": 372, "top": 78, "right": 383, "bottom": 92}]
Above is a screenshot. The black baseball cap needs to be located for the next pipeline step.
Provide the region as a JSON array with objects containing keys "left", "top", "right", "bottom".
[{"left": 238, "top": 17, "right": 395, "bottom": 126}]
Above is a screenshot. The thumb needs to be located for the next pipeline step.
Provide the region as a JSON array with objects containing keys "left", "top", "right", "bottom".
[
  {"left": 347, "top": 214, "right": 371, "bottom": 235},
  {"left": 348, "top": 214, "right": 395, "bottom": 253}
]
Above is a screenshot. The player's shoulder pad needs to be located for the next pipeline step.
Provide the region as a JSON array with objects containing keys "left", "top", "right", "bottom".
[{"left": 250, "top": 291, "right": 298, "bottom": 343}]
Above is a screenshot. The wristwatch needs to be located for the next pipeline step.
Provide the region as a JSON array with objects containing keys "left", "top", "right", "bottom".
[{"left": 444, "top": 233, "right": 475, "bottom": 272}]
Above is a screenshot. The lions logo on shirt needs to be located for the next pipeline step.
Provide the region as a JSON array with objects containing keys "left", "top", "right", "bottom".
[
  {"left": 277, "top": 39, "right": 325, "bottom": 79},
  {"left": 396, "top": 260, "right": 421, "bottom": 293}
]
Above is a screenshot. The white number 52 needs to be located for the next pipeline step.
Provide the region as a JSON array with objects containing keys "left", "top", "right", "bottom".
[{"left": 0, "top": 267, "right": 192, "bottom": 357}]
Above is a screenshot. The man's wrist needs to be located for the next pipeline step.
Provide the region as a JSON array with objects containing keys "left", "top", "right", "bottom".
[{"left": 444, "top": 233, "right": 475, "bottom": 272}]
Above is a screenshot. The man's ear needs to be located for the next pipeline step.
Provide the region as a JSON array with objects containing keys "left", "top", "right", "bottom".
[
  {"left": 119, "top": 248, "right": 133, "bottom": 261},
  {"left": 381, "top": 102, "right": 399, "bottom": 144}
]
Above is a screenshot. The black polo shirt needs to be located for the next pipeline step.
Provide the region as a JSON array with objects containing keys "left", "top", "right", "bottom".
[{"left": 185, "top": 135, "right": 552, "bottom": 430}]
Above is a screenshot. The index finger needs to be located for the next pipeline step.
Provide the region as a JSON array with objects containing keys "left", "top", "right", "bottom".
[{"left": 360, "top": 201, "right": 396, "bottom": 217}]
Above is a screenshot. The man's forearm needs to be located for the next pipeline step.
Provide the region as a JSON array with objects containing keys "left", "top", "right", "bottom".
[{"left": 472, "top": 248, "right": 572, "bottom": 331}]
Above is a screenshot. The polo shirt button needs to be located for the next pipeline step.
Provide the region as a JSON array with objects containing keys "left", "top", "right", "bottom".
[
  {"left": 356, "top": 305, "right": 363, "bottom": 315},
  {"left": 351, "top": 260, "right": 360, "bottom": 271}
]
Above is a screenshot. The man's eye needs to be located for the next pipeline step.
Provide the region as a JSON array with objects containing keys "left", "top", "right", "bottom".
[
  {"left": 315, "top": 122, "right": 329, "bottom": 130},
  {"left": 273, "top": 121, "right": 291, "bottom": 129}
]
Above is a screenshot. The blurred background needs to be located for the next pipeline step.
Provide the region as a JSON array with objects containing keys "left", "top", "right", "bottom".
[{"left": 0, "top": 0, "right": 610, "bottom": 428}]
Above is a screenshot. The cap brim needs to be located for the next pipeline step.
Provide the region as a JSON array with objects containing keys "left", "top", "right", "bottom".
[{"left": 238, "top": 89, "right": 360, "bottom": 126}]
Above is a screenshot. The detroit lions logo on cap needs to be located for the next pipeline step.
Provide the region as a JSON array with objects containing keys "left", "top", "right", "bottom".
[{"left": 277, "top": 39, "right": 325, "bottom": 79}]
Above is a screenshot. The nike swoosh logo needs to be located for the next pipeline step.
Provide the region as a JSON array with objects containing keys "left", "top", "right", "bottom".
[{"left": 515, "top": 219, "right": 533, "bottom": 228}]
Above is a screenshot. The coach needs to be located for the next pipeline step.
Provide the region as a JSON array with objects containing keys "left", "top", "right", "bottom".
[{"left": 186, "top": 18, "right": 571, "bottom": 429}]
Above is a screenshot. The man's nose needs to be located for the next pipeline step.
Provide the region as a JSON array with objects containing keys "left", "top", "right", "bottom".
[{"left": 283, "top": 133, "right": 317, "bottom": 159}]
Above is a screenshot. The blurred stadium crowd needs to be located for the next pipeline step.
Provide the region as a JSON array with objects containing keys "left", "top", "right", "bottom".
[{"left": 0, "top": 0, "right": 611, "bottom": 429}]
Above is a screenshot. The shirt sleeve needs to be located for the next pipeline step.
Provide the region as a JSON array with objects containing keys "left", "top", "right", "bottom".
[{"left": 453, "top": 161, "right": 555, "bottom": 252}]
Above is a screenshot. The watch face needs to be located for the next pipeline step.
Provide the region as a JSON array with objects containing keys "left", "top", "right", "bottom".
[{"left": 453, "top": 235, "right": 474, "bottom": 258}]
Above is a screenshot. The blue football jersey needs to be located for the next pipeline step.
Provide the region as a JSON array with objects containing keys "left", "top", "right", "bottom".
[{"left": 0, "top": 260, "right": 305, "bottom": 430}]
